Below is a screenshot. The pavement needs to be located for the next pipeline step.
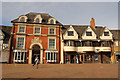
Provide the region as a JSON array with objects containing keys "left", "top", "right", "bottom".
[{"left": 1, "top": 64, "right": 119, "bottom": 78}]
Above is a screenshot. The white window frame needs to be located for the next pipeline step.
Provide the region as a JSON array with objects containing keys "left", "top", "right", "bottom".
[
  {"left": 16, "top": 35, "right": 26, "bottom": 49},
  {"left": 18, "top": 25, "right": 26, "bottom": 33},
  {"left": 13, "top": 51, "right": 26, "bottom": 62},
  {"left": 48, "top": 37, "right": 56, "bottom": 49},
  {"left": 49, "top": 28, "right": 56, "bottom": 35},
  {"left": 45, "top": 52, "right": 58, "bottom": 62},
  {"left": 34, "top": 26, "right": 41, "bottom": 34}
]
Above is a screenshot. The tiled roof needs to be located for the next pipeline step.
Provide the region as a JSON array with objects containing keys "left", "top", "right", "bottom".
[
  {"left": 62, "top": 25, "right": 105, "bottom": 40},
  {"left": 11, "top": 12, "right": 62, "bottom": 26},
  {"left": 110, "top": 30, "right": 120, "bottom": 40}
]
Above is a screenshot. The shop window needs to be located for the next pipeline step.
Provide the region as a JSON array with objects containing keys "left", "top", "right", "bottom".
[
  {"left": 46, "top": 52, "right": 58, "bottom": 62},
  {"left": 13, "top": 52, "right": 27, "bottom": 62}
]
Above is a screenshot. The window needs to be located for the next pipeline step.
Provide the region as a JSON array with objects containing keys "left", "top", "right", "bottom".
[
  {"left": 49, "top": 28, "right": 55, "bottom": 34},
  {"left": 84, "top": 41, "right": 92, "bottom": 46},
  {"left": 19, "top": 27, "right": 25, "bottom": 33},
  {"left": 46, "top": 52, "right": 58, "bottom": 62},
  {"left": 13, "top": 52, "right": 27, "bottom": 62},
  {"left": 101, "top": 41, "right": 111, "bottom": 47},
  {"left": 68, "top": 31, "right": 74, "bottom": 36},
  {"left": 75, "top": 41, "right": 82, "bottom": 47},
  {"left": 49, "top": 39, "right": 55, "bottom": 49},
  {"left": 34, "top": 27, "right": 40, "bottom": 34},
  {"left": 17, "top": 37, "right": 24, "bottom": 48},
  {"left": 20, "top": 17, "right": 25, "bottom": 22},
  {"left": 114, "top": 41, "right": 118, "bottom": 46},
  {"left": 50, "top": 19, "right": 54, "bottom": 24},
  {"left": 86, "top": 32, "right": 92, "bottom": 36},
  {"left": 65, "top": 40, "right": 74, "bottom": 46},
  {"left": 36, "top": 18, "right": 40, "bottom": 23},
  {"left": 104, "top": 32, "right": 109, "bottom": 36}
]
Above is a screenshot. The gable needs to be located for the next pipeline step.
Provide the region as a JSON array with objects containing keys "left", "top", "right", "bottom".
[
  {"left": 100, "top": 27, "right": 113, "bottom": 40},
  {"left": 82, "top": 26, "right": 97, "bottom": 40},
  {"left": 63, "top": 25, "right": 78, "bottom": 40}
]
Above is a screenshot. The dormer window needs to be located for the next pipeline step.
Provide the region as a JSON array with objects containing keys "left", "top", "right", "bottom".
[
  {"left": 104, "top": 32, "right": 109, "bottom": 36},
  {"left": 50, "top": 19, "right": 54, "bottom": 24},
  {"left": 20, "top": 17, "right": 25, "bottom": 22},
  {"left": 68, "top": 31, "right": 74, "bottom": 36},
  {"left": 36, "top": 18, "right": 40, "bottom": 23},
  {"left": 86, "top": 31, "right": 92, "bottom": 36}
]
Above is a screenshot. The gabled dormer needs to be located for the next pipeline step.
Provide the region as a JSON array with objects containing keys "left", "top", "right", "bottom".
[
  {"left": 82, "top": 26, "right": 97, "bottom": 40},
  {"left": 18, "top": 15, "right": 28, "bottom": 22},
  {"left": 34, "top": 15, "right": 42, "bottom": 23},
  {"left": 100, "top": 27, "right": 113, "bottom": 40},
  {"left": 63, "top": 25, "right": 78, "bottom": 40}
]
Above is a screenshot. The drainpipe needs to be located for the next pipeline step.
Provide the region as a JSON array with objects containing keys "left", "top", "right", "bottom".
[
  {"left": 9, "top": 23, "right": 15, "bottom": 63},
  {"left": 59, "top": 25, "right": 60, "bottom": 63}
]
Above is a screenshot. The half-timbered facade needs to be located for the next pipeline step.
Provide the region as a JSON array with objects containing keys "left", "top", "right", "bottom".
[{"left": 61, "top": 18, "right": 113, "bottom": 64}]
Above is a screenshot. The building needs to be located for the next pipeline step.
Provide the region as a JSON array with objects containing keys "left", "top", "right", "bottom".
[
  {"left": 61, "top": 18, "right": 113, "bottom": 64},
  {"left": 110, "top": 30, "right": 120, "bottom": 63},
  {"left": 0, "top": 25, "right": 11, "bottom": 63},
  {"left": 10, "top": 13, "right": 62, "bottom": 64}
]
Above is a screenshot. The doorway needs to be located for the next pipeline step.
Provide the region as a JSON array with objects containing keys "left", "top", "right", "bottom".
[{"left": 32, "top": 45, "right": 40, "bottom": 64}]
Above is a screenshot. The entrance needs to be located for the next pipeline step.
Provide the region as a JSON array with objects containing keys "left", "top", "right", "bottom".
[{"left": 32, "top": 45, "right": 40, "bottom": 64}]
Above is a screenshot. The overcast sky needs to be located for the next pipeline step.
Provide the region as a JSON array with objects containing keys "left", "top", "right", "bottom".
[{"left": 1, "top": 2, "right": 119, "bottom": 30}]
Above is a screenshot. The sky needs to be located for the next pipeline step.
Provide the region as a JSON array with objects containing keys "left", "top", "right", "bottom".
[{"left": 1, "top": 1, "right": 119, "bottom": 30}]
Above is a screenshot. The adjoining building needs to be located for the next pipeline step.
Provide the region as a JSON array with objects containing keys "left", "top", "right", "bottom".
[
  {"left": 10, "top": 12, "right": 62, "bottom": 64},
  {"left": 61, "top": 18, "right": 113, "bottom": 64},
  {"left": 0, "top": 25, "right": 11, "bottom": 63},
  {"left": 110, "top": 30, "right": 120, "bottom": 63}
]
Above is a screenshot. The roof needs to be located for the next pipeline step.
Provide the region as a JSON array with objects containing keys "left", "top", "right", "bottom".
[
  {"left": 110, "top": 30, "right": 120, "bottom": 40},
  {"left": 0, "top": 25, "right": 12, "bottom": 44},
  {"left": 11, "top": 12, "right": 62, "bottom": 26},
  {"left": 62, "top": 25, "right": 105, "bottom": 40}
]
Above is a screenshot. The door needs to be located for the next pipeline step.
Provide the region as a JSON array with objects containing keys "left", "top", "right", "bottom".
[{"left": 32, "top": 45, "right": 40, "bottom": 64}]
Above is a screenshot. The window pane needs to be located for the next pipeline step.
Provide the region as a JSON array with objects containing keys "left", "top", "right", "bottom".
[
  {"left": 46, "top": 53, "right": 47, "bottom": 60},
  {"left": 48, "top": 52, "right": 50, "bottom": 60},
  {"left": 104, "top": 32, "right": 109, "bottom": 36},
  {"left": 18, "top": 52, "right": 20, "bottom": 60},
  {"left": 15, "top": 52, "right": 17, "bottom": 60},
  {"left": 19, "top": 27, "right": 25, "bottom": 33},
  {"left": 49, "top": 39, "right": 55, "bottom": 49},
  {"left": 36, "top": 18, "right": 40, "bottom": 23},
  {"left": 21, "top": 52, "right": 24, "bottom": 60},
  {"left": 50, "top": 19, "right": 54, "bottom": 24},
  {"left": 24, "top": 52, "right": 26, "bottom": 61},
  {"left": 51, "top": 53, "right": 53, "bottom": 60},
  {"left": 35, "top": 28, "right": 40, "bottom": 33},
  {"left": 86, "top": 32, "right": 92, "bottom": 36},
  {"left": 17, "top": 37, "right": 24, "bottom": 48},
  {"left": 68, "top": 31, "right": 74, "bottom": 36},
  {"left": 55, "top": 53, "right": 58, "bottom": 60},
  {"left": 49, "top": 29, "right": 54, "bottom": 34},
  {"left": 20, "top": 17, "right": 25, "bottom": 22}
]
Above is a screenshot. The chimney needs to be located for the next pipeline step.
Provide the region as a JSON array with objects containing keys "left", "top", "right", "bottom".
[{"left": 90, "top": 18, "right": 95, "bottom": 29}]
